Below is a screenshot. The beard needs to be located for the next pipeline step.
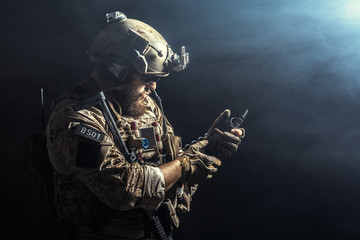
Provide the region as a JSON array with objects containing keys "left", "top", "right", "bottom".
[{"left": 115, "top": 85, "right": 148, "bottom": 116}]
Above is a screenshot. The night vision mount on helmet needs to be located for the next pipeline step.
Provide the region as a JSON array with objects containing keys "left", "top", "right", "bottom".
[{"left": 90, "top": 11, "right": 189, "bottom": 86}]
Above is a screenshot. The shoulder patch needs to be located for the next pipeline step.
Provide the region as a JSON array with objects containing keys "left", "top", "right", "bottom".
[
  {"left": 75, "top": 123, "right": 105, "bottom": 143},
  {"left": 76, "top": 142, "right": 101, "bottom": 168}
]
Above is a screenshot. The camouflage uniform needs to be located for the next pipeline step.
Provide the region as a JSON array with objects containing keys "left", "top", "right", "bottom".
[{"left": 46, "top": 76, "right": 193, "bottom": 239}]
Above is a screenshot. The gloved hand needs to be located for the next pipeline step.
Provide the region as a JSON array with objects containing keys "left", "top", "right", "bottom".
[
  {"left": 205, "top": 109, "right": 245, "bottom": 157},
  {"left": 177, "top": 140, "right": 221, "bottom": 185}
]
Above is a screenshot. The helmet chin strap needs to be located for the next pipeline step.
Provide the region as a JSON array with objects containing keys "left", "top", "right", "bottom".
[{"left": 151, "top": 89, "right": 168, "bottom": 136}]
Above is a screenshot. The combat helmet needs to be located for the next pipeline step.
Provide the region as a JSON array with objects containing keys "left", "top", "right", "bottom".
[{"left": 90, "top": 11, "right": 189, "bottom": 88}]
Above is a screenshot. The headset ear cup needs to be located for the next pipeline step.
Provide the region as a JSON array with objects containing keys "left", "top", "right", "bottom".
[
  {"left": 95, "top": 60, "right": 119, "bottom": 85},
  {"left": 107, "top": 63, "right": 128, "bottom": 81},
  {"left": 94, "top": 58, "right": 131, "bottom": 88}
]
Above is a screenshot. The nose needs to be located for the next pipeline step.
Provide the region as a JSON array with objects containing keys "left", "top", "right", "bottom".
[{"left": 146, "top": 81, "right": 157, "bottom": 90}]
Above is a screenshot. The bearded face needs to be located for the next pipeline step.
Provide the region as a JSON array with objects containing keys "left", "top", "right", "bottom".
[{"left": 114, "top": 82, "right": 149, "bottom": 116}]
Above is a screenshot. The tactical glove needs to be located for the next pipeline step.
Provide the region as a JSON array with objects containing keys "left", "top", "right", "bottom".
[
  {"left": 205, "top": 109, "right": 244, "bottom": 157},
  {"left": 177, "top": 140, "right": 221, "bottom": 185}
]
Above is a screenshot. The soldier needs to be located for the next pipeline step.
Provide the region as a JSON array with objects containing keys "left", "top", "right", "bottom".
[{"left": 45, "top": 11, "right": 245, "bottom": 240}]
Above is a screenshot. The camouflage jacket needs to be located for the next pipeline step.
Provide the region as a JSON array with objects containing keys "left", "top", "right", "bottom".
[{"left": 45, "top": 76, "right": 195, "bottom": 238}]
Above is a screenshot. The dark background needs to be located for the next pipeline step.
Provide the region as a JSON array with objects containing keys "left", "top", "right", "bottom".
[{"left": 2, "top": 0, "right": 360, "bottom": 239}]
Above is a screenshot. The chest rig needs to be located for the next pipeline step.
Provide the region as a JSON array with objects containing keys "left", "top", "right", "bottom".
[
  {"left": 121, "top": 115, "right": 168, "bottom": 166},
  {"left": 111, "top": 92, "right": 181, "bottom": 166}
]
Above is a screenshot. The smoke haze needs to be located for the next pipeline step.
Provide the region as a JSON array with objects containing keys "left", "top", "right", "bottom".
[{"left": 2, "top": 0, "right": 360, "bottom": 239}]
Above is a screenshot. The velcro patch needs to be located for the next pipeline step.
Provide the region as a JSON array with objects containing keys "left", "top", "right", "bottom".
[
  {"left": 76, "top": 142, "right": 101, "bottom": 168},
  {"left": 75, "top": 123, "right": 105, "bottom": 143}
]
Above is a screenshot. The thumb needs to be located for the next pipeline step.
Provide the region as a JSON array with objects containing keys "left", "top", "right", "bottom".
[{"left": 205, "top": 109, "right": 231, "bottom": 138}]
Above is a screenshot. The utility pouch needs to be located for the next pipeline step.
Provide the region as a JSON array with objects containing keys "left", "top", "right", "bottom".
[
  {"left": 162, "top": 134, "right": 182, "bottom": 161},
  {"left": 158, "top": 199, "right": 180, "bottom": 229}
]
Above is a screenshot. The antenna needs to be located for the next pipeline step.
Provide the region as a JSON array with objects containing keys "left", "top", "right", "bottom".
[{"left": 40, "top": 88, "right": 45, "bottom": 130}]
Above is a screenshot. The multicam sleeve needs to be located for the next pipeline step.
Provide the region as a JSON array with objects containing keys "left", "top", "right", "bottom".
[{"left": 92, "top": 145, "right": 165, "bottom": 210}]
